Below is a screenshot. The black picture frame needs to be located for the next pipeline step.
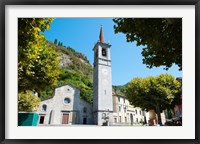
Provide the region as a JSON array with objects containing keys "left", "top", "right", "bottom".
[{"left": 1, "top": 0, "right": 199, "bottom": 144}]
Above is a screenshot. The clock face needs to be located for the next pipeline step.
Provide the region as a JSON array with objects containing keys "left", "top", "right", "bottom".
[{"left": 102, "top": 68, "right": 108, "bottom": 75}]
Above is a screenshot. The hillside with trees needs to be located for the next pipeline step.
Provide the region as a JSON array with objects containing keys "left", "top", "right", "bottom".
[
  {"left": 112, "top": 83, "right": 128, "bottom": 96},
  {"left": 39, "top": 41, "right": 93, "bottom": 103}
]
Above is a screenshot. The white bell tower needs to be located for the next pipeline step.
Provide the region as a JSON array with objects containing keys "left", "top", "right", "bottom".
[{"left": 93, "top": 26, "right": 113, "bottom": 125}]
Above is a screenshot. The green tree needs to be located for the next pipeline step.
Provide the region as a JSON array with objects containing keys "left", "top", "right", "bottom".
[
  {"left": 58, "top": 41, "right": 61, "bottom": 46},
  {"left": 18, "top": 18, "right": 60, "bottom": 92},
  {"left": 54, "top": 39, "right": 58, "bottom": 45},
  {"left": 125, "top": 74, "right": 181, "bottom": 125},
  {"left": 18, "top": 91, "right": 41, "bottom": 112},
  {"left": 113, "top": 18, "right": 182, "bottom": 70}
]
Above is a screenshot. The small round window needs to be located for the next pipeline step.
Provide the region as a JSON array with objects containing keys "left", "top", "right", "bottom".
[{"left": 64, "top": 97, "right": 70, "bottom": 104}]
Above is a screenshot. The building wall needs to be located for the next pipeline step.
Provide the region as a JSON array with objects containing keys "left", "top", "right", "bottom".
[
  {"left": 113, "top": 95, "right": 167, "bottom": 126},
  {"left": 112, "top": 95, "right": 146, "bottom": 125},
  {"left": 37, "top": 84, "right": 93, "bottom": 125}
]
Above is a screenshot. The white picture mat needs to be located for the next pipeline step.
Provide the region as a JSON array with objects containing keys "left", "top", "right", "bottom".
[{"left": 5, "top": 5, "right": 195, "bottom": 139}]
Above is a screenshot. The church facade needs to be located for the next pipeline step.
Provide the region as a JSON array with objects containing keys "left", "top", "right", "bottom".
[
  {"left": 37, "top": 26, "right": 147, "bottom": 126},
  {"left": 37, "top": 84, "right": 93, "bottom": 125}
]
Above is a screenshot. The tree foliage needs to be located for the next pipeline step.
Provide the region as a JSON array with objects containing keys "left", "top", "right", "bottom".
[
  {"left": 113, "top": 18, "right": 182, "bottom": 70},
  {"left": 18, "top": 91, "right": 41, "bottom": 112},
  {"left": 125, "top": 74, "right": 181, "bottom": 124},
  {"left": 18, "top": 18, "right": 60, "bottom": 92},
  {"left": 54, "top": 39, "right": 58, "bottom": 45}
]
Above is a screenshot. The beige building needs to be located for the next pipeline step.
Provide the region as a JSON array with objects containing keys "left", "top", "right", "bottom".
[{"left": 112, "top": 94, "right": 146, "bottom": 125}]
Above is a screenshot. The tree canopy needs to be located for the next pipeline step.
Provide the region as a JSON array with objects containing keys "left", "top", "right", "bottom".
[
  {"left": 18, "top": 91, "right": 41, "bottom": 112},
  {"left": 125, "top": 74, "right": 181, "bottom": 124},
  {"left": 18, "top": 18, "right": 60, "bottom": 92},
  {"left": 113, "top": 18, "right": 182, "bottom": 70}
]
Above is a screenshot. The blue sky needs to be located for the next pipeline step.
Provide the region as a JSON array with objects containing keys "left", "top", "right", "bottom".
[{"left": 44, "top": 18, "right": 182, "bottom": 86}]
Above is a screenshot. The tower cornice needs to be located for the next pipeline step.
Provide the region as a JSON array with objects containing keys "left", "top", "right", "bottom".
[{"left": 93, "top": 42, "right": 111, "bottom": 51}]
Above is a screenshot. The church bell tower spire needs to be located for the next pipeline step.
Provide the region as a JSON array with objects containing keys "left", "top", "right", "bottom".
[{"left": 99, "top": 25, "right": 104, "bottom": 43}]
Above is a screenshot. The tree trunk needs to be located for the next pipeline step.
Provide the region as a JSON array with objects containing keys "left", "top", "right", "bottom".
[{"left": 156, "top": 105, "right": 162, "bottom": 125}]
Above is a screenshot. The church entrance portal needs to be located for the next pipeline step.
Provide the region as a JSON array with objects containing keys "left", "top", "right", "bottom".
[{"left": 62, "top": 113, "right": 69, "bottom": 124}]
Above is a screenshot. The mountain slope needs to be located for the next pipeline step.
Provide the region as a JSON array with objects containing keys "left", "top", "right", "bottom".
[
  {"left": 39, "top": 42, "right": 93, "bottom": 103},
  {"left": 112, "top": 83, "right": 129, "bottom": 96}
]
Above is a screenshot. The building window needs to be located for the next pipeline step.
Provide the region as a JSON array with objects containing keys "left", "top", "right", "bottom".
[
  {"left": 135, "top": 110, "right": 137, "bottom": 114},
  {"left": 124, "top": 106, "right": 126, "bottom": 112},
  {"left": 119, "top": 116, "right": 121, "bottom": 123},
  {"left": 118, "top": 97, "right": 120, "bottom": 102},
  {"left": 64, "top": 97, "right": 70, "bottom": 104},
  {"left": 39, "top": 115, "right": 45, "bottom": 124},
  {"left": 123, "top": 98, "right": 125, "bottom": 103},
  {"left": 118, "top": 106, "right": 121, "bottom": 112},
  {"left": 139, "top": 110, "right": 142, "bottom": 115},
  {"left": 125, "top": 117, "right": 127, "bottom": 123},
  {"left": 83, "top": 107, "right": 87, "bottom": 113},
  {"left": 41, "top": 104, "right": 47, "bottom": 111}
]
